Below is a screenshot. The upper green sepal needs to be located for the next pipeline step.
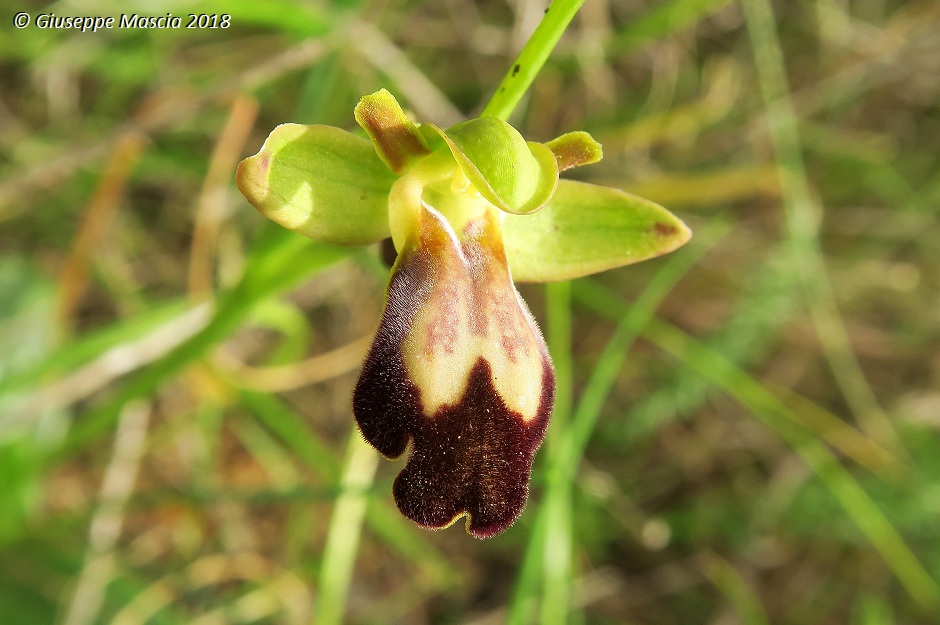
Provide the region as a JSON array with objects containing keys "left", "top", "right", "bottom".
[
  {"left": 502, "top": 180, "right": 692, "bottom": 282},
  {"left": 430, "top": 117, "right": 559, "bottom": 215},
  {"left": 236, "top": 123, "right": 396, "bottom": 246}
]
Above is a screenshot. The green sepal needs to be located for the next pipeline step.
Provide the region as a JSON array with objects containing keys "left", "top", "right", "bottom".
[
  {"left": 355, "top": 89, "right": 431, "bottom": 174},
  {"left": 430, "top": 117, "right": 558, "bottom": 215},
  {"left": 546, "top": 131, "right": 603, "bottom": 171},
  {"left": 236, "top": 123, "right": 396, "bottom": 246},
  {"left": 502, "top": 180, "right": 692, "bottom": 282}
]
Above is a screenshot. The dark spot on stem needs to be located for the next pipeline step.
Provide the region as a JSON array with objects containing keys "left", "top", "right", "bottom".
[{"left": 512, "top": 64, "right": 521, "bottom": 77}]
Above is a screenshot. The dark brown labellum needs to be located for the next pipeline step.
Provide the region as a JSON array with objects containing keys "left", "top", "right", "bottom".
[{"left": 353, "top": 206, "right": 554, "bottom": 538}]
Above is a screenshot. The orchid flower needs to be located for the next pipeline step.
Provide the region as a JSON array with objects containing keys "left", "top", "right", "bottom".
[{"left": 236, "top": 89, "right": 690, "bottom": 538}]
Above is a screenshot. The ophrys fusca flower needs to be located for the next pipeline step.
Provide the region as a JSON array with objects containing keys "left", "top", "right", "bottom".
[{"left": 237, "top": 90, "right": 690, "bottom": 537}]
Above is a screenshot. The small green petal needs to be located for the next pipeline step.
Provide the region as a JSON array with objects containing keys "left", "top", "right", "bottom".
[
  {"left": 355, "top": 89, "right": 431, "bottom": 174},
  {"left": 430, "top": 117, "right": 558, "bottom": 215},
  {"left": 546, "top": 131, "right": 603, "bottom": 172},
  {"left": 236, "top": 123, "right": 396, "bottom": 246},
  {"left": 502, "top": 180, "right": 692, "bottom": 282}
]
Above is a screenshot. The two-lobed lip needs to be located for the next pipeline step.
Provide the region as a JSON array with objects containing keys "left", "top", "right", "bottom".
[{"left": 354, "top": 203, "right": 555, "bottom": 538}]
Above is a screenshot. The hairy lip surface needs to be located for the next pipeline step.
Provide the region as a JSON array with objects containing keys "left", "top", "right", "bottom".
[{"left": 353, "top": 206, "right": 554, "bottom": 538}]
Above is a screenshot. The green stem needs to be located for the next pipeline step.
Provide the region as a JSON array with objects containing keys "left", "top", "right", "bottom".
[
  {"left": 481, "top": 0, "right": 586, "bottom": 121},
  {"left": 539, "top": 281, "right": 574, "bottom": 625},
  {"left": 508, "top": 227, "right": 725, "bottom": 625},
  {"left": 315, "top": 431, "right": 379, "bottom": 625}
]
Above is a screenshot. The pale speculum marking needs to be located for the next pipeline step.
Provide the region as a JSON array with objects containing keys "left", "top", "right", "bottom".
[{"left": 401, "top": 207, "right": 546, "bottom": 422}]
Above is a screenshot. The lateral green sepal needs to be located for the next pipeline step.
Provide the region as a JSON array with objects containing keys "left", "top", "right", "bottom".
[
  {"left": 236, "top": 123, "right": 396, "bottom": 246},
  {"left": 502, "top": 180, "right": 692, "bottom": 282}
]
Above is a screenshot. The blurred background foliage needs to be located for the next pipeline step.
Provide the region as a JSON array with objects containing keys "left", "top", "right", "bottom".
[{"left": 2, "top": 0, "right": 939, "bottom": 623}]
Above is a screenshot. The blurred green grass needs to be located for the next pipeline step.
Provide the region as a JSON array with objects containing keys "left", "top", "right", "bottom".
[{"left": 2, "top": 0, "right": 940, "bottom": 623}]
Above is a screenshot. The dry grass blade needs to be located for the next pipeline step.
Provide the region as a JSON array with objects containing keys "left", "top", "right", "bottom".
[
  {"left": 213, "top": 335, "right": 372, "bottom": 392},
  {"left": 57, "top": 133, "right": 146, "bottom": 337},
  {"left": 189, "top": 95, "right": 259, "bottom": 299},
  {"left": 61, "top": 401, "right": 150, "bottom": 625}
]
